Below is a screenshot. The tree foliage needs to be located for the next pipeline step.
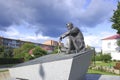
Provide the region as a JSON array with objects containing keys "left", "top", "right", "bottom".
[
  {"left": 101, "top": 54, "right": 112, "bottom": 63},
  {"left": 13, "top": 43, "right": 47, "bottom": 61},
  {"left": 32, "top": 46, "right": 47, "bottom": 58},
  {"left": 0, "top": 46, "right": 13, "bottom": 58},
  {"left": 52, "top": 46, "right": 60, "bottom": 54},
  {"left": 0, "top": 45, "right": 4, "bottom": 58},
  {"left": 92, "top": 53, "right": 112, "bottom": 63},
  {"left": 111, "top": 2, "right": 120, "bottom": 33},
  {"left": 117, "top": 39, "right": 120, "bottom": 46},
  {"left": 4, "top": 47, "right": 14, "bottom": 58}
]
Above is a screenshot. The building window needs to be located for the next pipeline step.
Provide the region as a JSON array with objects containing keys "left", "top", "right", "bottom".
[
  {"left": 107, "top": 42, "right": 111, "bottom": 48},
  {"left": 114, "top": 42, "right": 117, "bottom": 46}
]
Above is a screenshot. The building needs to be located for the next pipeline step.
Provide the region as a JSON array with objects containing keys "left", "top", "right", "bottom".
[
  {"left": 43, "top": 40, "right": 59, "bottom": 46},
  {"left": 43, "top": 40, "right": 64, "bottom": 47},
  {"left": 102, "top": 34, "right": 120, "bottom": 60},
  {"left": 0, "top": 36, "right": 55, "bottom": 53},
  {"left": 0, "top": 36, "right": 25, "bottom": 48}
]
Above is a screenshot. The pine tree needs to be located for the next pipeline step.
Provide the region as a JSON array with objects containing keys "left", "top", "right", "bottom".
[{"left": 111, "top": 2, "right": 120, "bottom": 33}]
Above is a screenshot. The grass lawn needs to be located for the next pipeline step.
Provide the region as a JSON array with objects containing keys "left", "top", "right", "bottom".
[{"left": 87, "top": 69, "right": 120, "bottom": 76}]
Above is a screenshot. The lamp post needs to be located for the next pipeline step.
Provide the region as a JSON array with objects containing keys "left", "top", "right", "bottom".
[{"left": 91, "top": 47, "right": 96, "bottom": 66}]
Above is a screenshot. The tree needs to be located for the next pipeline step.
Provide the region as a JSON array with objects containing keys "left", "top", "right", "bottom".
[
  {"left": 52, "top": 46, "right": 60, "bottom": 54},
  {"left": 101, "top": 54, "right": 112, "bottom": 63},
  {"left": 116, "top": 39, "right": 120, "bottom": 52},
  {"left": 111, "top": 2, "right": 120, "bottom": 33},
  {"left": 32, "top": 46, "right": 47, "bottom": 58},
  {"left": 0, "top": 45, "right": 4, "bottom": 58},
  {"left": 117, "top": 39, "right": 120, "bottom": 46},
  {"left": 13, "top": 43, "right": 47, "bottom": 61},
  {"left": 14, "top": 43, "right": 35, "bottom": 57},
  {"left": 0, "top": 46, "right": 14, "bottom": 58},
  {"left": 4, "top": 47, "right": 14, "bottom": 58},
  {"left": 14, "top": 43, "right": 35, "bottom": 61}
]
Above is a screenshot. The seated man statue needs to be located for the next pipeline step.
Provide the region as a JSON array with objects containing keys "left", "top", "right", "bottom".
[{"left": 59, "top": 22, "right": 85, "bottom": 54}]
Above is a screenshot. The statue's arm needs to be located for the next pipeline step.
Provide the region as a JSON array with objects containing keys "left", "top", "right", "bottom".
[
  {"left": 59, "top": 27, "right": 80, "bottom": 40},
  {"left": 69, "top": 27, "right": 79, "bottom": 34},
  {"left": 60, "top": 31, "right": 70, "bottom": 39}
]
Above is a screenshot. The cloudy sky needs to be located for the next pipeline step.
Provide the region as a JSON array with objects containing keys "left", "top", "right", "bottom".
[{"left": 0, "top": 0, "right": 119, "bottom": 52}]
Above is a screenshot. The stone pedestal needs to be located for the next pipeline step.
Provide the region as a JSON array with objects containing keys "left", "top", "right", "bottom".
[{"left": 9, "top": 50, "right": 93, "bottom": 80}]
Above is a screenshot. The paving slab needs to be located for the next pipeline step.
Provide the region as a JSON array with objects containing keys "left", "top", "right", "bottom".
[
  {"left": 7, "top": 74, "right": 120, "bottom": 80},
  {"left": 85, "top": 74, "right": 120, "bottom": 80}
]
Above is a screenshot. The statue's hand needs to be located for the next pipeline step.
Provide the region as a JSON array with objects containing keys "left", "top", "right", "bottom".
[{"left": 59, "top": 36, "right": 62, "bottom": 41}]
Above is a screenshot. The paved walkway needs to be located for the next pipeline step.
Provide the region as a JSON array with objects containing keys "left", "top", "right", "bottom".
[
  {"left": 85, "top": 74, "right": 120, "bottom": 80},
  {"left": 6, "top": 74, "right": 120, "bottom": 80}
]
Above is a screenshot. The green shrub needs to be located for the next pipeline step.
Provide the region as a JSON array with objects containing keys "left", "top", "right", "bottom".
[
  {"left": 52, "top": 46, "right": 60, "bottom": 54},
  {"left": 14, "top": 43, "right": 47, "bottom": 61},
  {"left": 92, "top": 54, "right": 102, "bottom": 61},
  {"left": 101, "top": 54, "right": 112, "bottom": 63},
  {"left": 92, "top": 53, "right": 112, "bottom": 63},
  {"left": 0, "top": 58, "right": 24, "bottom": 64},
  {"left": 32, "top": 46, "right": 47, "bottom": 58}
]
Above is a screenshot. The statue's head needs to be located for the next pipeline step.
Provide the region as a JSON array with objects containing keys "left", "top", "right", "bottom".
[{"left": 66, "top": 22, "right": 73, "bottom": 30}]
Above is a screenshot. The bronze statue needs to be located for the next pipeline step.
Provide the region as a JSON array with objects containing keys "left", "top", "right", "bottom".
[{"left": 59, "top": 22, "right": 85, "bottom": 54}]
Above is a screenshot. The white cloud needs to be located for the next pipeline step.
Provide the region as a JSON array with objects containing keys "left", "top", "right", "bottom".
[
  {"left": 84, "top": 35, "right": 101, "bottom": 47},
  {"left": 19, "top": 34, "right": 51, "bottom": 43},
  {"left": 5, "top": 26, "right": 19, "bottom": 36},
  {"left": 100, "top": 31, "right": 116, "bottom": 38},
  {"left": 84, "top": 31, "right": 116, "bottom": 52},
  {"left": 2, "top": 26, "right": 57, "bottom": 44}
]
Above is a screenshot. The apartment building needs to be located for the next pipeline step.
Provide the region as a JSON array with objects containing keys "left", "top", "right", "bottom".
[{"left": 0, "top": 37, "right": 54, "bottom": 52}]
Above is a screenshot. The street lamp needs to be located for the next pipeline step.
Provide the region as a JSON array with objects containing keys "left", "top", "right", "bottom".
[{"left": 91, "top": 47, "right": 96, "bottom": 66}]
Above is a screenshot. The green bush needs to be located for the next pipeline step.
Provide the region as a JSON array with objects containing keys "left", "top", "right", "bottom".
[
  {"left": 101, "top": 54, "right": 112, "bottom": 63},
  {"left": 92, "top": 54, "right": 102, "bottom": 61},
  {"left": 92, "top": 53, "right": 112, "bottom": 62},
  {"left": 52, "top": 46, "right": 59, "bottom": 54},
  {"left": 32, "top": 46, "right": 47, "bottom": 58},
  {"left": 0, "top": 58, "right": 24, "bottom": 64},
  {"left": 95, "top": 55, "right": 102, "bottom": 61},
  {"left": 113, "top": 59, "right": 117, "bottom": 62},
  {"left": 14, "top": 43, "right": 47, "bottom": 61}
]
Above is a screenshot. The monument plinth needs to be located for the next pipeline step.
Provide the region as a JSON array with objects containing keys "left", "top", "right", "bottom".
[{"left": 9, "top": 49, "right": 93, "bottom": 80}]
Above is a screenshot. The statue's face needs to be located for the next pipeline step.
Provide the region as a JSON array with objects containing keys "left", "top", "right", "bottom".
[{"left": 67, "top": 25, "right": 73, "bottom": 30}]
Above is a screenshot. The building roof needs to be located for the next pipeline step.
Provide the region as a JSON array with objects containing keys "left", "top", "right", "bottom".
[{"left": 102, "top": 34, "right": 120, "bottom": 40}]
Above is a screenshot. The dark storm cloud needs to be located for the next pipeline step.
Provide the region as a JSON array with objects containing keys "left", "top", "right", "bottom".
[{"left": 0, "top": 0, "right": 116, "bottom": 37}]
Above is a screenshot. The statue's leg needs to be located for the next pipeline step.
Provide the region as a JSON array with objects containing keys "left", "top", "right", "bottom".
[
  {"left": 72, "top": 37, "right": 86, "bottom": 53},
  {"left": 72, "top": 39, "right": 79, "bottom": 53},
  {"left": 79, "top": 40, "right": 86, "bottom": 52},
  {"left": 66, "top": 36, "right": 72, "bottom": 54}
]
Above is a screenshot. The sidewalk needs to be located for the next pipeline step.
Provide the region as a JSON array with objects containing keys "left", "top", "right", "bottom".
[
  {"left": 85, "top": 74, "right": 120, "bottom": 80},
  {"left": 0, "top": 68, "right": 120, "bottom": 80},
  {"left": 6, "top": 74, "right": 120, "bottom": 80}
]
